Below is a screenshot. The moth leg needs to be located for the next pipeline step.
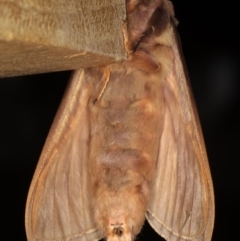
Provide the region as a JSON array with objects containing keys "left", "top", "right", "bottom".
[
  {"left": 122, "top": 20, "right": 132, "bottom": 55},
  {"left": 93, "top": 67, "right": 110, "bottom": 104}
]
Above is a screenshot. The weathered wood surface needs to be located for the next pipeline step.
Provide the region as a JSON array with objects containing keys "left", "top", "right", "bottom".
[{"left": 0, "top": 0, "right": 126, "bottom": 77}]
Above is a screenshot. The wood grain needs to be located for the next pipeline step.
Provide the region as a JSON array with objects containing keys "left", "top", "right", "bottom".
[{"left": 0, "top": 0, "right": 126, "bottom": 77}]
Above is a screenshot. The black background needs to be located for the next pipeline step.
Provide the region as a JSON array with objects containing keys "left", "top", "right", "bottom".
[{"left": 1, "top": 0, "right": 239, "bottom": 240}]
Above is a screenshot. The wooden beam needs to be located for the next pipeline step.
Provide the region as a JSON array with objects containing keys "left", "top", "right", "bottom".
[{"left": 0, "top": 0, "right": 126, "bottom": 77}]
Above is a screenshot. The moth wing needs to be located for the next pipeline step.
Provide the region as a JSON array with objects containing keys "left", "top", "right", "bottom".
[
  {"left": 25, "top": 71, "right": 102, "bottom": 241},
  {"left": 145, "top": 23, "right": 214, "bottom": 241}
]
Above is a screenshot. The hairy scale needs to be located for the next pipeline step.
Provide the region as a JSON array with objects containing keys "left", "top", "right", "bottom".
[
  {"left": 87, "top": 47, "right": 166, "bottom": 239},
  {"left": 85, "top": 1, "right": 174, "bottom": 239}
]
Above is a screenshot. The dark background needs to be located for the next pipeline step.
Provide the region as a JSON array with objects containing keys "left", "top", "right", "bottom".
[{"left": 1, "top": 0, "right": 239, "bottom": 240}]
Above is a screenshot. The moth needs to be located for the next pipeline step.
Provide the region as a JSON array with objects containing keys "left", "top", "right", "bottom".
[{"left": 25, "top": 0, "right": 214, "bottom": 241}]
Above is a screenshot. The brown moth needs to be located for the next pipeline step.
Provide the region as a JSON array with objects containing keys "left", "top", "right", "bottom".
[{"left": 25, "top": 0, "right": 214, "bottom": 241}]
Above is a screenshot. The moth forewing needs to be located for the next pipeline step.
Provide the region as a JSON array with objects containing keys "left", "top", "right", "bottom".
[
  {"left": 25, "top": 71, "right": 103, "bottom": 241},
  {"left": 145, "top": 15, "right": 214, "bottom": 241}
]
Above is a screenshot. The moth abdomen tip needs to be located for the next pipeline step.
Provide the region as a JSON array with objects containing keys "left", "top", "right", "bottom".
[
  {"left": 107, "top": 221, "right": 132, "bottom": 241},
  {"left": 112, "top": 226, "right": 124, "bottom": 237}
]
